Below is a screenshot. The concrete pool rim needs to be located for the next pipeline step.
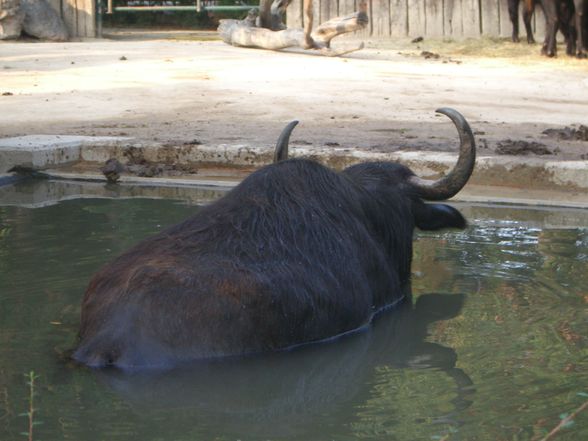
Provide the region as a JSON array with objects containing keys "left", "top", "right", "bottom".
[{"left": 0, "top": 134, "right": 587, "bottom": 209}]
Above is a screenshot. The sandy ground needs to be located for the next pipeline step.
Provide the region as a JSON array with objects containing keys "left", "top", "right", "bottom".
[{"left": 1, "top": 32, "right": 588, "bottom": 161}]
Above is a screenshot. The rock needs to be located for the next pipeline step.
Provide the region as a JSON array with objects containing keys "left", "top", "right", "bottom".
[
  {"left": 542, "top": 125, "right": 588, "bottom": 141},
  {"left": 421, "top": 51, "right": 440, "bottom": 60},
  {"left": 496, "top": 139, "right": 553, "bottom": 156},
  {"left": 21, "top": 0, "right": 68, "bottom": 41},
  {"left": 0, "top": 15, "right": 23, "bottom": 40},
  {"left": 0, "top": 0, "right": 24, "bottom": 40},
  {"left": 100, "top": 159, "right": 125, "bottom": 184}
]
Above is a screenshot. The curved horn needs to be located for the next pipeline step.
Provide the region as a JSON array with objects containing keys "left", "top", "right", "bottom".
[
  {"left": 273, "top": 120, "right": 299, "bottom": 163},
  {"left": 407, "top": 108, "right": 476, "bottom": 200}
]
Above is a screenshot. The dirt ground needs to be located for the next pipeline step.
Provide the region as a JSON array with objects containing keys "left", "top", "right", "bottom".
[{"left": 1, "top": 31, "right": 588, "bottom": 161}]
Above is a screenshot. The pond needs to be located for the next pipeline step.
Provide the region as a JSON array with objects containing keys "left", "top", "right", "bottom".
[{"left": 0, "top": 180, "right": 586, "bottom": 441}]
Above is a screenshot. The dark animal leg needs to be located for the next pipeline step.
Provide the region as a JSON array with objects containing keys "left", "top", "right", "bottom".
[
  {"left": 584, "top": 2, "right": 588, "bottom": 49},
  {"left": 523, "top": 0, "right": 536, "bottom": 43},
  {"left": 541, "top": 0, "right": 559, "bottom": 57},
  {"left": 564, "top": 19, "right": 577, "bottom": 56},
  {"left": 558, "top": 0, "right": 577, "bottom": 57},
  {"left": 575, "top": 0, "right": 587, "bottom": 57},
  {"left": 508, "top": 0, "right": 522, "bottom": 42}
]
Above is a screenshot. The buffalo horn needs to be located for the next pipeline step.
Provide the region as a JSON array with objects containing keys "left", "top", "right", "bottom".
[
  {"left": 273, "top": 120, "right": 299, "bottom": 163},
  {"left": 407, "top": 108, "right": 476, "bottom": 201}
]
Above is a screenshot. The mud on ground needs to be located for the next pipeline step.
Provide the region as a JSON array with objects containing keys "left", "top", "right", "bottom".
[{"left": 1, "top": 32, "right": 587, "bottom": 163}]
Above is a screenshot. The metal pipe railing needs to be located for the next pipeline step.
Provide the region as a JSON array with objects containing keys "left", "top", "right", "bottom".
[
  {"left": 96, "top": 0, "right": 254, "bottom": 37},
  {"left": 105, "top": 1, "right": 254, "bottom": 14},
  {"left": 111, "top": 5, "right": 253, "bottom": 11}
]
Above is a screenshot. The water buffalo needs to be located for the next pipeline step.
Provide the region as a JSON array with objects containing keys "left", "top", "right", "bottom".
[
  {"left": 73, "top": 108, "right": 476, "bottom": 370},
  {"left": 512, "top": 0, "right": 580, "bottom": 57}
]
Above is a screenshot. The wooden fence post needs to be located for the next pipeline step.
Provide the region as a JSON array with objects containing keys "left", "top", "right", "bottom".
[
  {"left": 498, "top": 0, "right": 512, "bottom": 37},
  {"left": 407, "top": 0, "right": 425, "bottom": 37},
  {"left": 289, "top": 0, "right": 304, "bottom": 28},
  {"left": 481, "top": 0, "right": 500, "bottom": 36},
  {"left": 444, "top": 0, "right": 463, "bottom": 38},
  {"left": 390, "top": 0, "right": 408, "bottom": 37},
  {"left": 425, "top": 0, "right": 444, "bottom": 37},
  {"left": 372, "top": 0, "right": 391, "bottom": 37},
  {"left": 46, "top": 0, "right": 96, "bottom": 38},
  {"left": 462, "top": 0, "right": 481, "bottom": 37}
]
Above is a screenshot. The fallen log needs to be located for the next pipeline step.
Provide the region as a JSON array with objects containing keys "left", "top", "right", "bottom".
[{"left": 218, "top": 0, "right": 368, "bottom": 56}]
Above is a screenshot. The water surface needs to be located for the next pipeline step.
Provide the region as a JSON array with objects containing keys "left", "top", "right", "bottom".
[{"left": 0, "top": 181, "right": 586, "bottom": 441}]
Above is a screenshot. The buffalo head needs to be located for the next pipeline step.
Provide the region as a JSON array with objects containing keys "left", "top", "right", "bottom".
[{"left": 73, "top": 108, "right": 476, "bottom": 369}]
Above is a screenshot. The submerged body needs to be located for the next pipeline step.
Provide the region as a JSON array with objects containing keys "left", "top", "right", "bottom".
[{"left": 74, "top": 108, "right": 475, "bottom": 369}]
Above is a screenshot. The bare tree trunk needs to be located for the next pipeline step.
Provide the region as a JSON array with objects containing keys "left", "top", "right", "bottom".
[{"left": 257, "top": 0, "right": 273, "bottom": 29}]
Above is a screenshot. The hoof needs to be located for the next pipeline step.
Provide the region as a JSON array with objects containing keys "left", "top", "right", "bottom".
[{"left": 577, "top": 52, "right": 588, "bottom": 59}]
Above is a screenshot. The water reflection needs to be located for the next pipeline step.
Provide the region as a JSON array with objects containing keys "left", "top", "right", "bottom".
[
  {"left": 0, "top": 178, "right": 227, "bottom": 208},
  {"left": 97, "top": 294, "right": 471, "bottom": 439}
]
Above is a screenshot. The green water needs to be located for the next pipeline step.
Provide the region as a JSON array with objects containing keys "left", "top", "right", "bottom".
[{"left": 0, "top": 181, "right": 586, "bottom": 441}]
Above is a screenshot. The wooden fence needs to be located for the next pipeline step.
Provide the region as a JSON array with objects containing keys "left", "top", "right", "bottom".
[
  {"left": 47, "top": 0, "right": 96, "bottom": 38},
  {"left": 287, "top": 0, "right": 547, "bottom": 39},
  {"left": 42, "top": 0, "right": 547, "bottom": 40}
]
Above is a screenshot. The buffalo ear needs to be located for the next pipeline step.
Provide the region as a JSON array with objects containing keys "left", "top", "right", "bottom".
[{"left": 413, "top": 202, "right": 467, "bottom": 230}]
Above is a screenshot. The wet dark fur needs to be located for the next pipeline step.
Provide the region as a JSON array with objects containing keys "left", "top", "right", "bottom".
[{"left": 74, "top": 159, "right": 466, "bottom": 369}]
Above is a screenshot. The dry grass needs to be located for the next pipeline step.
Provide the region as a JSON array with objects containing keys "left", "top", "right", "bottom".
[
  {"left": 102, "top": 28, "right": 588, "bottom": 70},
  {"left": 367, "top": 36, "right": 588, "bottom": 70}
]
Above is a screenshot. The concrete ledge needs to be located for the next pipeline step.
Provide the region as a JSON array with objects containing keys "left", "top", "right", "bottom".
[
  {"left": 1, "top": 135, "right": 588, "bottom": 196},
  {"left": 43, "top": 171, "right": 240, "bottom": 189},
  {"left": 0, "top": 135, "right": 133, "bottom": 173},
  {"left": 79, "top": 140, "right": 588, "bottom": 192}
]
